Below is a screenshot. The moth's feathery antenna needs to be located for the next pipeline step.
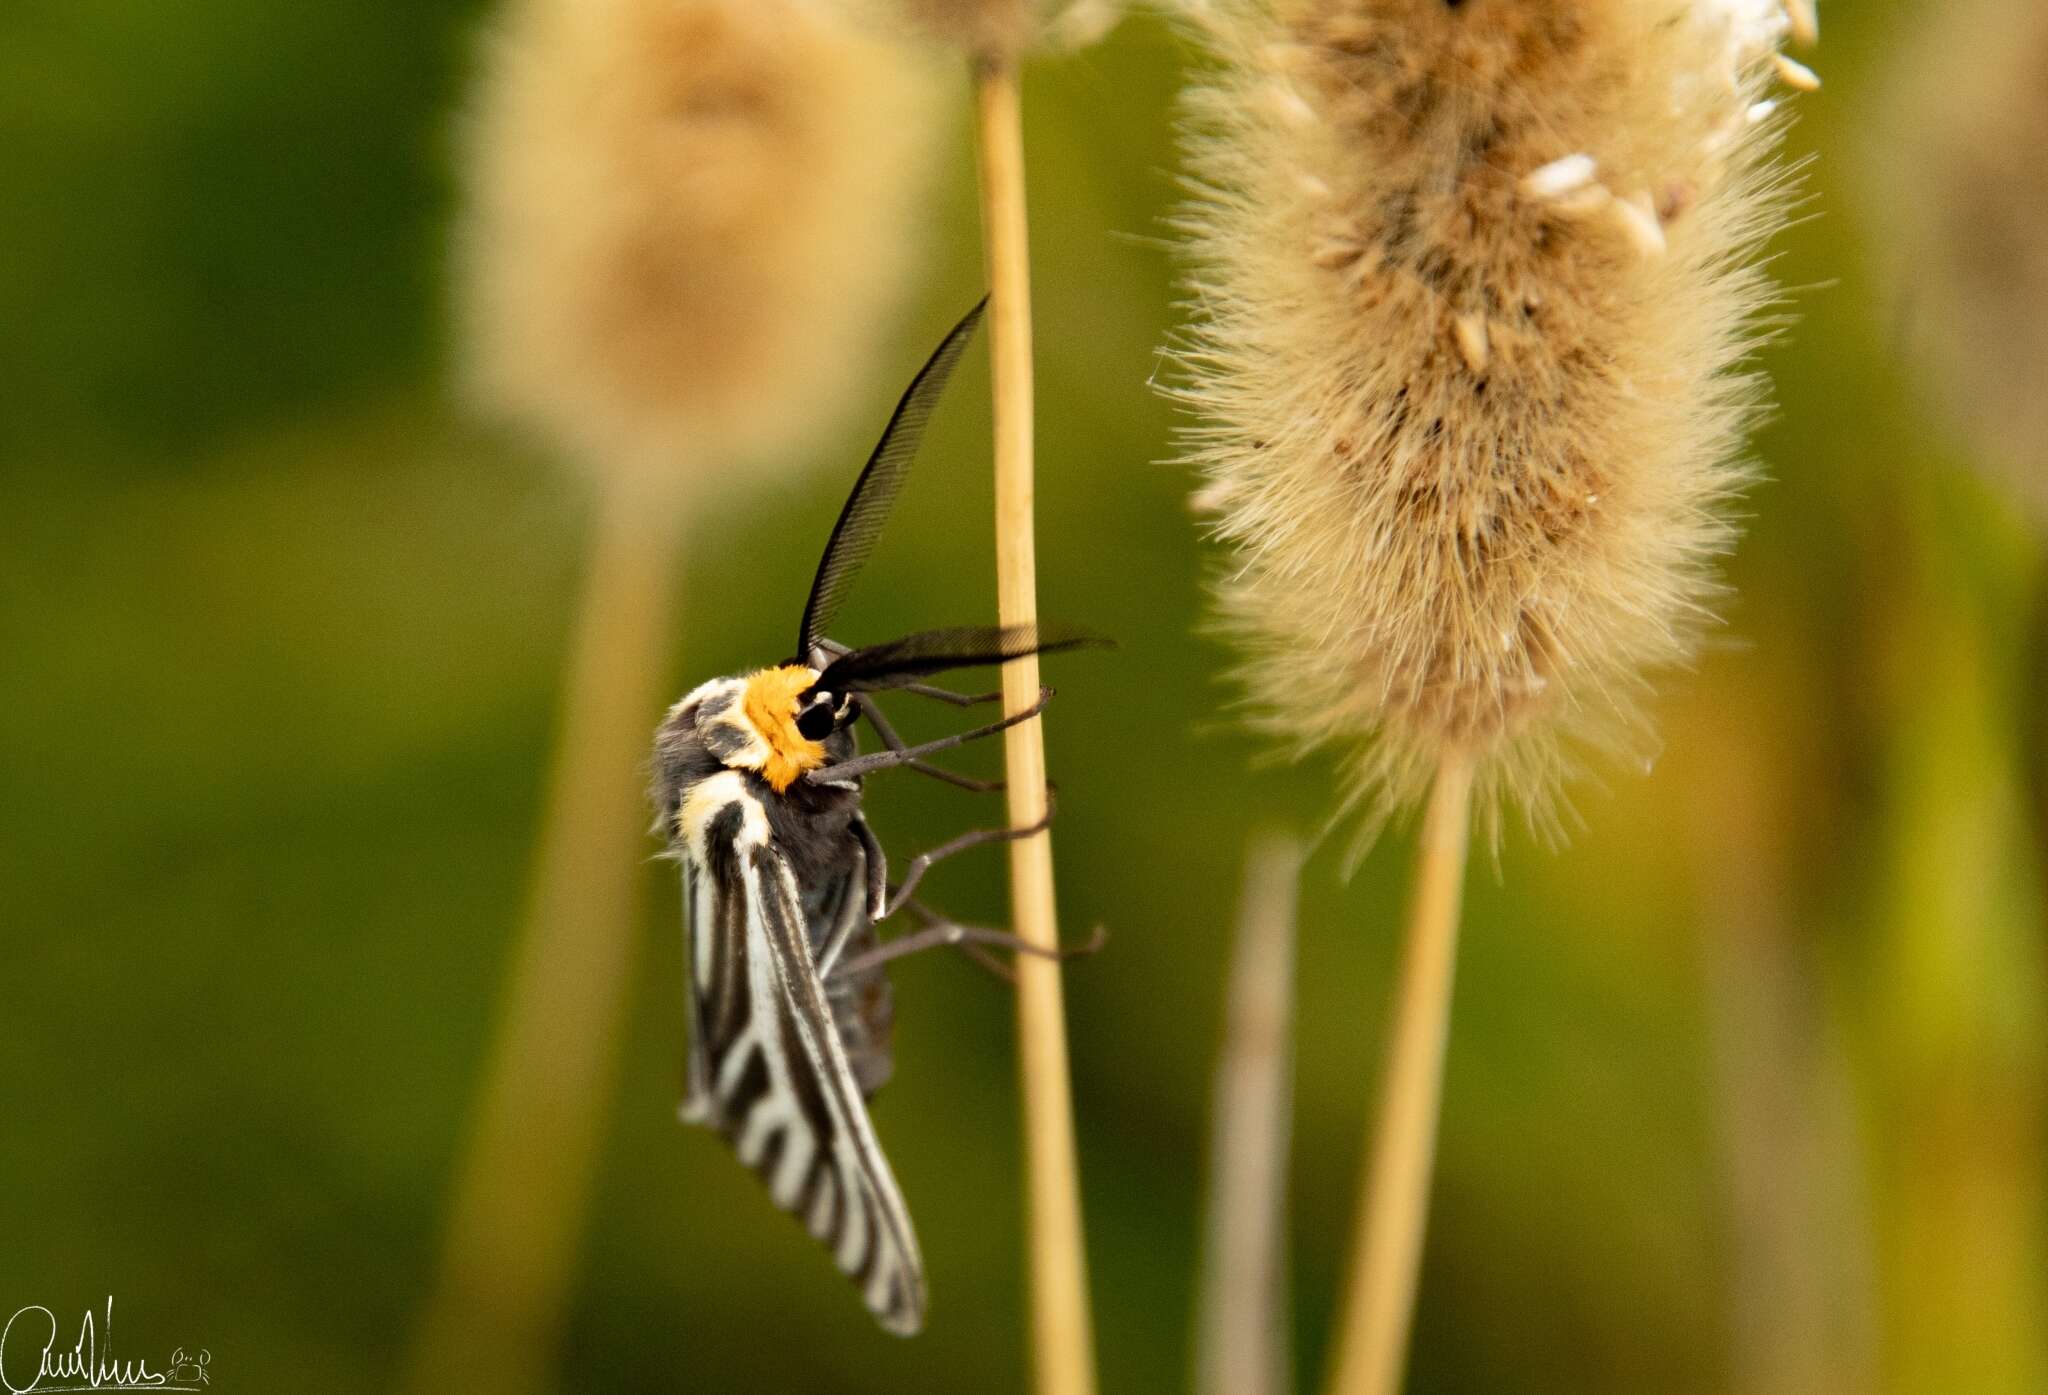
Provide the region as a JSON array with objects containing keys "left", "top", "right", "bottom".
[
  {"left": 817, "top": 622, "right": 1107, "bottom": 692},
  {"left": 799, "top": 298, "right": 989, "bottom": 659}
]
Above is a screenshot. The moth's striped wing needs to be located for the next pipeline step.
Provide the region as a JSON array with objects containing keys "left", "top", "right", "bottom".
[{"left": 676, "top": 772, "right": 927, "bottom": 1335}]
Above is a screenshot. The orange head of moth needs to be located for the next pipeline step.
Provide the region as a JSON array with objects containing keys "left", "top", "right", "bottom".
[{"left": 740, "top": 665, "right": 829, "bottom": 793}]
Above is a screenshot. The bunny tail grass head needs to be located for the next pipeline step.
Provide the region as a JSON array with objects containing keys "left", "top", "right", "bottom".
[
  {"left": 897, "top": 0, "right": 1034, "bottom": 55},
  {"left": 456, "top": 0, "right": 944, "bottom": 505},
  {"left": 872, "top": 0, "right": 1125, "bottom": 58},
  {"left": 1172, "top": 0, "right": 1808, "bottom": 844}
]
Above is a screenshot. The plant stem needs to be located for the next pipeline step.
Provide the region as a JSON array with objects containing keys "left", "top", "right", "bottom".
[
  {"left": 1196, "top": 834, "right": 1303, "bottom": 1395},
  {"left": 973, "top": 55, "right": 1099, "bottom": 1395},
  {"left": 1325, "top": 751, "right": 1475, "bottom": 1395},
  {"left": 401, "top": 483, "right": 680, "bottom": 1395}
]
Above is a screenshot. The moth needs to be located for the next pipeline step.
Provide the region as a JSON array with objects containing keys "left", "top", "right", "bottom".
[{"left": 650, "top": 299, "right": 1097, "bottom": 1335}]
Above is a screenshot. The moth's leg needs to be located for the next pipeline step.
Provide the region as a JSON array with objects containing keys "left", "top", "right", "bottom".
[
  {"left": 806, "top": 687, "right": 1052, "bottom": 784},
  {"left": 851, "top": 690, "right": 900, "bottom": 746},
  {"left": 853, "top": 815, "right": 889, "bottom": 923},
  {"left": 829, "top": 901, "right": 1107, "bottom": 981},
  {"left": 851, "top": 693, "right": 1005, "bottom": 793},
  {"left": 895, "top": 680, "right": 1002, "bottom": 708},
  {"left": 881, "top": 791, "right": 1056, "bottom": 920},
  {"left": 954, "top": 940, "right": 1016, "bottom": 983},
  {"left": 899, "top": 899, "right": 1027, "bottom": 983}
]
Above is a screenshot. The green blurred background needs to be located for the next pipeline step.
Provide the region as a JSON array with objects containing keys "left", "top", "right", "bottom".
[{"left": 4, "top": 2, "right": 2044, "bottom": 1392}]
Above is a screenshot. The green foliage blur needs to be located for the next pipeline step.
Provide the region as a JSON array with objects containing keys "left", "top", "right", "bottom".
[{"left": 3, "top": 3, "right": 2042, "bottom": 1393}]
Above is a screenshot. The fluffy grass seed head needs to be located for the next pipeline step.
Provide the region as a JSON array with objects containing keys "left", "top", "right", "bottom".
[
  {"left": 1172, "top": 0, "right": 1807, "bottom": 840},
  {"left": 1873, "top": 0, "right": 2048, "bottom": 524},
  {"left": 870, "top": 0, "right": 1126, "bottom": 58},
  {"left": 456, "top": 0, "right": 944, "bottom": 507}
]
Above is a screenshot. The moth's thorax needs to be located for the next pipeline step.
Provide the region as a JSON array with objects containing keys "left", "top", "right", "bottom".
[{"left": 693, "top": 663, "right": 828, "bottom": 794}]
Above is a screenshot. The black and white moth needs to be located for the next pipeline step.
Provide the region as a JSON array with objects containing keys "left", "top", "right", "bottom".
[{"left": 650, "top": 300, "right": 1098, "bottom": 1335}]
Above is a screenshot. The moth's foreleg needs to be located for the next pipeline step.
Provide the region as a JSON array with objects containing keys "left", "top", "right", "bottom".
[
  {"left": 894, "top": 680, "right": 1002, "bottom": 708},
  {"left": 880, "top": 790, "right": 1056, "bottom": 920},
  {"left": 907, "top": 762, "right": 1005, "bottom": 793},
  {"left": 806, "top": 687, "right": 1053, "bottom": 785},
  {"left": 851, "top": 693, "right": 1005, "bottom": 793}
]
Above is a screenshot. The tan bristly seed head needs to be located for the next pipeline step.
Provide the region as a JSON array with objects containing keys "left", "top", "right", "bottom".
[
  {"left": 868, "top": 0, "right": 1127, "bottom": 58},
  {"left": 1172, "top": 0, "right": 1810, "bottom": 842},
  {"left": 456, "top": 0, "right": 944, "bottom": 507}
]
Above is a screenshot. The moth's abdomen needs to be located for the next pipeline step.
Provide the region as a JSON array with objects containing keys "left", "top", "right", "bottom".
[{"left": 827, "top": 932, "right": 897, "bottom": 1099}]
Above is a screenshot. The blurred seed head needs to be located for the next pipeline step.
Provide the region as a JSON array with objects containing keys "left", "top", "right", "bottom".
[
  {"left": 857, "top": 0, "right": 1126, "bottom": 58},
  {"left": 896, "top": 0, "right": 1035, "bottom": 54},
  {"left": 1170, "top": 0, "right": 1806, "bottom": 839},
  {"left": 456, "top": 0, "right": 945, "bottom": 507},
  {"left": 1872, "top": 0, "right": 2048, "bottom": 524}
]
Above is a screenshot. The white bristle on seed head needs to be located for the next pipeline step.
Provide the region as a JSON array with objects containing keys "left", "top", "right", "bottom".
[
  {"left": 1611, "top": 192, "right": 1670, "bottom": 257},
  {"left": 1453, "top": 314, "right": 1492, "bottom": 375},
  {"left": 1773, "top": 53, "right": 1822, "bottom": 90},
  {"left": 1522, "top": 153, "right": 1599, "bottom": 200},
  {"left": 1784, "top": 0, "right": 1818, "bottom": 47}
]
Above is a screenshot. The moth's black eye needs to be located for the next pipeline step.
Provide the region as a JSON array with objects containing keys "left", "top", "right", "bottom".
[{"left": 796, "top": 697, "right": 836, "bottom": 741}]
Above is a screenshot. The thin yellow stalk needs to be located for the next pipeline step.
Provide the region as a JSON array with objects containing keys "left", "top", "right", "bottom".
[
  {"left": 401, "top": 483, "right": 679, "bottom": 1395},
  {"left": 973, "top": 57, "right": 1099, "bottom": 1395},
  {"left": 1196, "top": 834, "right": 1303, "bottom": 1395},
  {"left": 1325, "top": 751, "right": 1475, "bottom": 1395}
]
